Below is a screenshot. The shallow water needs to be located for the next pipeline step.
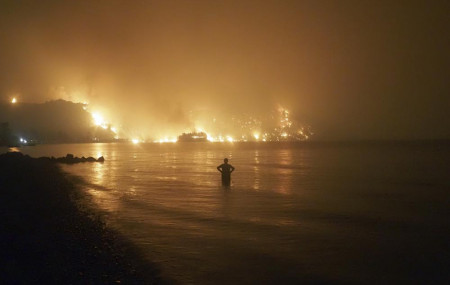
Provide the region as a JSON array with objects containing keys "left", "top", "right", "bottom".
[{"left": 8, "top": 141, "right": 450, "bottom": 284}]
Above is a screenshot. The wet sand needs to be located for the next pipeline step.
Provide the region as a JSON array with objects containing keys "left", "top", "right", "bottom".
[{"left": 0, "top": 152, "right": 166, "bottom": 284}]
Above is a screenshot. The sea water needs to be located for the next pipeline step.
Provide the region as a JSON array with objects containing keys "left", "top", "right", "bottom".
[{"left": 8, "top": 141, "right": 450, "bottom": 284}]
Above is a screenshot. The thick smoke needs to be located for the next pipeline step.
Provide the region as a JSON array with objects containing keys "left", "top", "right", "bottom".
[{"left": 1, "top": 1, "right": 449, "bottom": 140}]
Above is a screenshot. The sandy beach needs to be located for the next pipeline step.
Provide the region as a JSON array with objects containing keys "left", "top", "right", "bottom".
[{"left": 0, "top": 152, "right": 166, "bottom": 284}]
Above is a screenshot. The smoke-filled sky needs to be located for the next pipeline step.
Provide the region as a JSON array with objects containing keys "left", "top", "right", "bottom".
[{"left": 0, "top": 0, "right": 449, "bottom": 140}]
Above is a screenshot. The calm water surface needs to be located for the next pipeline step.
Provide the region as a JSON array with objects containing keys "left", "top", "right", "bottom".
[{"left": 8, "top": 142, "right": 450, "bottom": 284}]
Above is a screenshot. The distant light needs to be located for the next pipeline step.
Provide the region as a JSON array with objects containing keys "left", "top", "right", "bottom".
[
  {"left": 253, "top": 133, "right": 260, "bottom": 140},
  {"left": 11, "top": 97, "right": 17, "bottom": 104},
  {"left": 132, "top": 138, "right": 140, "bottom": 144},
  {"left": 226, "top": 136, "right": 234, "bottom": 142},
  {"left": 281, "top": 133, "right": 288, "bottom": 137}
]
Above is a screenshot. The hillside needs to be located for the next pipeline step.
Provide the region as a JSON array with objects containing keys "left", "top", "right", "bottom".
[{"left": 0, "top": 100, "right": 115, "bottom": 144}]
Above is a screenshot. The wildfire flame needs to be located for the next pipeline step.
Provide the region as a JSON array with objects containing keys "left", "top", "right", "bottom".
[{"left": 83, "top": 101, "right": 311, "bottom": 143}]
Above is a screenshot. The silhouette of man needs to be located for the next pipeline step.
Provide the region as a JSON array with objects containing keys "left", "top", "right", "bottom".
[{"left": 217, "top": 158, "right": 235, "bottom": 186}]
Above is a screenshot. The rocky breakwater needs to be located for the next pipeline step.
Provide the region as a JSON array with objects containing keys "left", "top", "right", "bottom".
[{"left": 38, "top": 153, "right": 105, "bottom": 164}]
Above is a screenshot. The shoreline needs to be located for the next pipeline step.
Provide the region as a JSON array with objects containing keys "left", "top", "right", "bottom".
[{"left": 0, "top": 152, "right": 167, "bottom": 284}]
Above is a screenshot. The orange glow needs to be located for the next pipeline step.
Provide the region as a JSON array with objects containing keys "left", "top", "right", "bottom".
[
  {"left": 107, "top": 105, "right": 311, "bottom": 143},
  {"left": 92, "top": 112, "right": 105, "bottom": 126},
  {"left": 154, "top": 137, "right": 177, "bottom": 143}
]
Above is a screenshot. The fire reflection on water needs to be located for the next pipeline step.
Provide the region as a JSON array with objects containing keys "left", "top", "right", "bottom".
[
  {"left": 86, "top": 161, "right": 120, "bottom": 213},
  {"left": 20, "top": 142, "right": 319, "bottom": 284},
  {"left": 77, "top": 143, "right": 122, "bottom": 213},
  {"left": 253, "top": 150, "right": 260, "bottom": 190},
  {"left": 275, "top": 149, "right": 293, "bottom": 195},
  {"left": 82, "top": 143, "right": 300, "bottom": 216},
  {"left": 92, "top": 160, "right": 104, "bottom": 185}
]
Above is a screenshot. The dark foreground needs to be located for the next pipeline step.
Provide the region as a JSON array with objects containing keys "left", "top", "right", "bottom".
[{"left": 0, "top": 152, "right": 165, "bottom": 284}]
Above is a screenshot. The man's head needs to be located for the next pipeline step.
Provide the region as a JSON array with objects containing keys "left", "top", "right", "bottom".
[{"left": 224, "top": 158, "right": 228, "bottom": 163}]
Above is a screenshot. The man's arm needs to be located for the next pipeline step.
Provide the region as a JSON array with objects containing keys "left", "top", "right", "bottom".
[
  {"left": 230, "top": 165, "right": 235, "bottom": 172},
  {"left": 217, "top": 165, "right": 222, "bottom": 172}
]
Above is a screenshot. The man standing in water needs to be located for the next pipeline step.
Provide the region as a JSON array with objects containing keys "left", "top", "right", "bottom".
[{"left": 217, "top": 158, "right": 235, "bottom": 186}]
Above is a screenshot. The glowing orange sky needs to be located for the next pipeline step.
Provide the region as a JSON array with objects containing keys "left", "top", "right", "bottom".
[{"left": 0, "top": 0, "right": 449, "bottom": 140}]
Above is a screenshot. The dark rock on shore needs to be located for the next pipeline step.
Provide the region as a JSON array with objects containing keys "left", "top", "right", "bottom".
[{"left": 0, "top": 152, "right": 165, "bottom": 284}]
